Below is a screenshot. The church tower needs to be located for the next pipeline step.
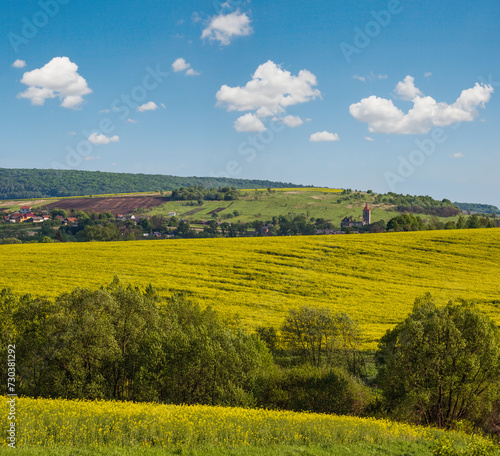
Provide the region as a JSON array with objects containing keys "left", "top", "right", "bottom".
[{"left": 363, "top": 204, "right": 371, "bottom": 225}]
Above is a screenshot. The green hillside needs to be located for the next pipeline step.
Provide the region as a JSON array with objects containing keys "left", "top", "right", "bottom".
[
  {"left": 148, "top": 188, "right": 459, "bottom": 227},
  {"left": 0, "top": 168, "right": 304, "bottom": 199}
]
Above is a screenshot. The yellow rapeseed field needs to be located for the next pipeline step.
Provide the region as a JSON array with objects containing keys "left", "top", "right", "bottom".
[
  {"left": 0, "top": 229, "right": 499, "bottom": 348},
  {"left": 2, "top": 396, "right": 486, "bottom": 449}
]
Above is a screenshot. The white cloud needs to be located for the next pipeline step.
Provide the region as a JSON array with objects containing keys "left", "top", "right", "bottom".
[
  {"left": 17, "top": 57, "right": 91, "bottom": 109},
  {"left": 160, "top": 103, "right": 166, "bottom": 108},
  {"left": 395, "top": 75, "right": 423, "bottom": 100},
  {"left": 283, "top": 115, "right": 303, "bottom": 128},
  {"left": 353, "top": 72, "right": 387, "bottom": 82},
  {"left": 137, "top": 101, "right": 158, "bottom": 112},
  {"left": 88, "top": 133, "right": 119, "bottom": 145},
  {"left": 424, "top": 72, "right": 432, "bottom": 78},
  {"left": 126, "top": 118, "right": 137, "bottom": 124},
  {"left": 12, "top": 59, "right": 26, "bottom": 68},
  {"left": 234, "top": 113, "right": 266, "bottom": 132},
  {"left": 449, "top": 152, "right": 465, "bottom": 158},
  {"left": 310, "top": 131, "right": 340, "bottom": 142},
  {"left": 216, "top": 60, "right": 320, "bottom": 132},
  {"left": 349, "top": 77, "right": 494, "bottom": 134},
  {"left": 84, "top": 156, "right": 100, "bottom": 161},
  {"left": 99, "top": 109, "right": 110, "bottom": 113},
  {"left": 68, "top": 131, "right": 77, "bottom": 136},
  {"left": 172, "top": 58, "right": 199, "bottom": 76},
  {"left": 172, "top": 58, "right": 190, "bottom": 72},
  {"left": 201, "top": 11, "right": 253, "bottom": 45},
  {"left": 364, "top": 136, "right": 375, "bottom": 141}
]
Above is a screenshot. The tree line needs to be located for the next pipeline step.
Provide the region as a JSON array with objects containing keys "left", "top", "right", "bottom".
[
  {"left": 0, "top": 168, "right": 301, "bottom": 199},
  {"left": 170, "top": 186, "right": 240, "bottom": 201},
  {"left": 1, "top": 281, "right": 499, "bottom": 435}
]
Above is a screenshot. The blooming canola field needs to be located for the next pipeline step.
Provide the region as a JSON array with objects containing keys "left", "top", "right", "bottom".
[
  {"left": 6, "top": 396, "right": 486, "bottom": 449},
  {"left": 0, "top": 229, "right": 499, "bottom": 348}
]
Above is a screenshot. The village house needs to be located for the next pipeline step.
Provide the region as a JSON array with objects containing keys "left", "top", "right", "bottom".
[
  {"left": 341, "top": 204, "right": 371, "bottom": 229},
  {"left": 19, "top": 206, "right": 32, "bottom": 214}
]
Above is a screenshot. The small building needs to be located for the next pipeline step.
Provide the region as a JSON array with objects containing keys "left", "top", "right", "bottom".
[
  {"left": 20, "top": 206, "right": 32, "bottom": 214},
  {"left": 341, "top": 204, "right": 372, "bottom": 229},
  {"left": 30, "top": 216, "right": 44, "bottom": 223},
  {"left": 168, "top": 212, "right": 177, "bottom": 216},
  {"left": 363, "top": 204, "right": 371, "bottom": 225}
]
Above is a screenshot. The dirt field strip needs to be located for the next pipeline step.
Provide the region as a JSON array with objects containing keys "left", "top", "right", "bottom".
[{"left": 42, "top": 196, "right": 169, "bottom": 215}]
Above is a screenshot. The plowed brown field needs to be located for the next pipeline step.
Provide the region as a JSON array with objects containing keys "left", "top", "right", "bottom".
[{"left": 42, "top": 196, "right": 168, "bottom": 215}]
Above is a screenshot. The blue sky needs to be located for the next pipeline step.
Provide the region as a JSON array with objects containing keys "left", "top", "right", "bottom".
[{"left": 2, "top": 0, "right": 499, "bottom": 206}]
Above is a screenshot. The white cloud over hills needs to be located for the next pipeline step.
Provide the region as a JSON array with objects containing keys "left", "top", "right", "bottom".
[
  {"left": 349, "top": 76, "right": 494, "bottom": 134},
  {"left": 17, "top": 57, "right": 92, "bottom": 109},
  {"left": 216, "top": 60, "right": 320, "bottom": 132}
]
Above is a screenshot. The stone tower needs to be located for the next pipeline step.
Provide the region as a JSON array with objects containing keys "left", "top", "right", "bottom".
[{"left": 363, "top": 204, "right": 371, "bottom": 225}]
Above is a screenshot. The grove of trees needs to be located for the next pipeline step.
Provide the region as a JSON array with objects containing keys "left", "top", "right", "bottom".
[{"left": 2, "top": 282, "right": 499, "bottom": 435}]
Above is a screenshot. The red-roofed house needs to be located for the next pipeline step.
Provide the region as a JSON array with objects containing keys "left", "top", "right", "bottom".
[{"left": 20, "top": 206, "right": 32, "bottom": 214}]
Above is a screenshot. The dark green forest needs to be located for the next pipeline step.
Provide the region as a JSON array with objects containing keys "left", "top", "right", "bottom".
[
  {"left": 0, "top": 168, "right": 303, "bottom": 199},
  {"left": 454, "top": 202, "right": 500, "bottom": 214}
]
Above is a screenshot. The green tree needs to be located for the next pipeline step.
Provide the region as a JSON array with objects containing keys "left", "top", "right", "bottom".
[
  {"left": 376, "top": 294, "right": 500, "bottom": 428},
  {"left": 156, "top": 295, "right": 272, "bottom": 406},
  {"left": 281, "top": 306, "right": 361, "bottom": 370}
]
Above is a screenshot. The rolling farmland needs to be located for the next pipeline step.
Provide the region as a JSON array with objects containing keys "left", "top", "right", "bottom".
[{"left": 1, "top": 229, "right": 498, "bottom": 348}]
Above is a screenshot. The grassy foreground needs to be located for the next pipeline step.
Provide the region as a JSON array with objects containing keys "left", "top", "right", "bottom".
[
  {"left": 1, "top": 397, "right": 497, "bottom": 455},
  {"left": 0, "top": 229, "right": 499, "bottom": 347}
]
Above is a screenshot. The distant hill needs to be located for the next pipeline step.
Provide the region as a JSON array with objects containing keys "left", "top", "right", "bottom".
[
  {"left": 0, "top": 168, "right": 305, "bottom": 200},
  {"left": 454, "top": 202, "right": 499, "bottom": 214}
]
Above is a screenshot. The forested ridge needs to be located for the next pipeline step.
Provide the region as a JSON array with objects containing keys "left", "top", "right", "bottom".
[{"left": 0, "top": 168, "right": 303, "bottom": 199}]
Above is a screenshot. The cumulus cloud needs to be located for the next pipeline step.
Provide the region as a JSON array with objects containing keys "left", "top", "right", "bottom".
[
  {"left": 283, "top": 115, "right": 303, "bottom": 128},
  {"left": 394, "top": 75, "right": 423, "bottom": 100},
  {"left": 216, "top": 60, "right": 320, "bottom": 131},
  {"left": 88, "top": 133, "right": 119, "bottom": 145},
  {"left": 172, "top": 58, "right": 199, "bottom": 76},
  {"left": 310, "top": 131, "right": 340, "bottom": 142},
  {"left": 137, "top": 101, "right": 158, "bottom": 112},
  {"left": 364, "top": 136, "right": 375, "bottom": 141},
  {"left": 349, "top": 76, "right": 494, "bottom": 134},
  {"left": 17, "top": 57, "right": 91, "bottom": 109},
  {"left": 172, "top": 58, "right": 190, "bottom": 72},
  {"left": 12, "top": 59, "right": 26, "bottom": 68},
  {"left": 450, "top": 152, "right": 465, "bottom": 158},
  {"left": 202, "top": 11, "right": 253, "bottom": 45},
  {"left": 234, "top": 113, "right": 266, "bottom": 132}
]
